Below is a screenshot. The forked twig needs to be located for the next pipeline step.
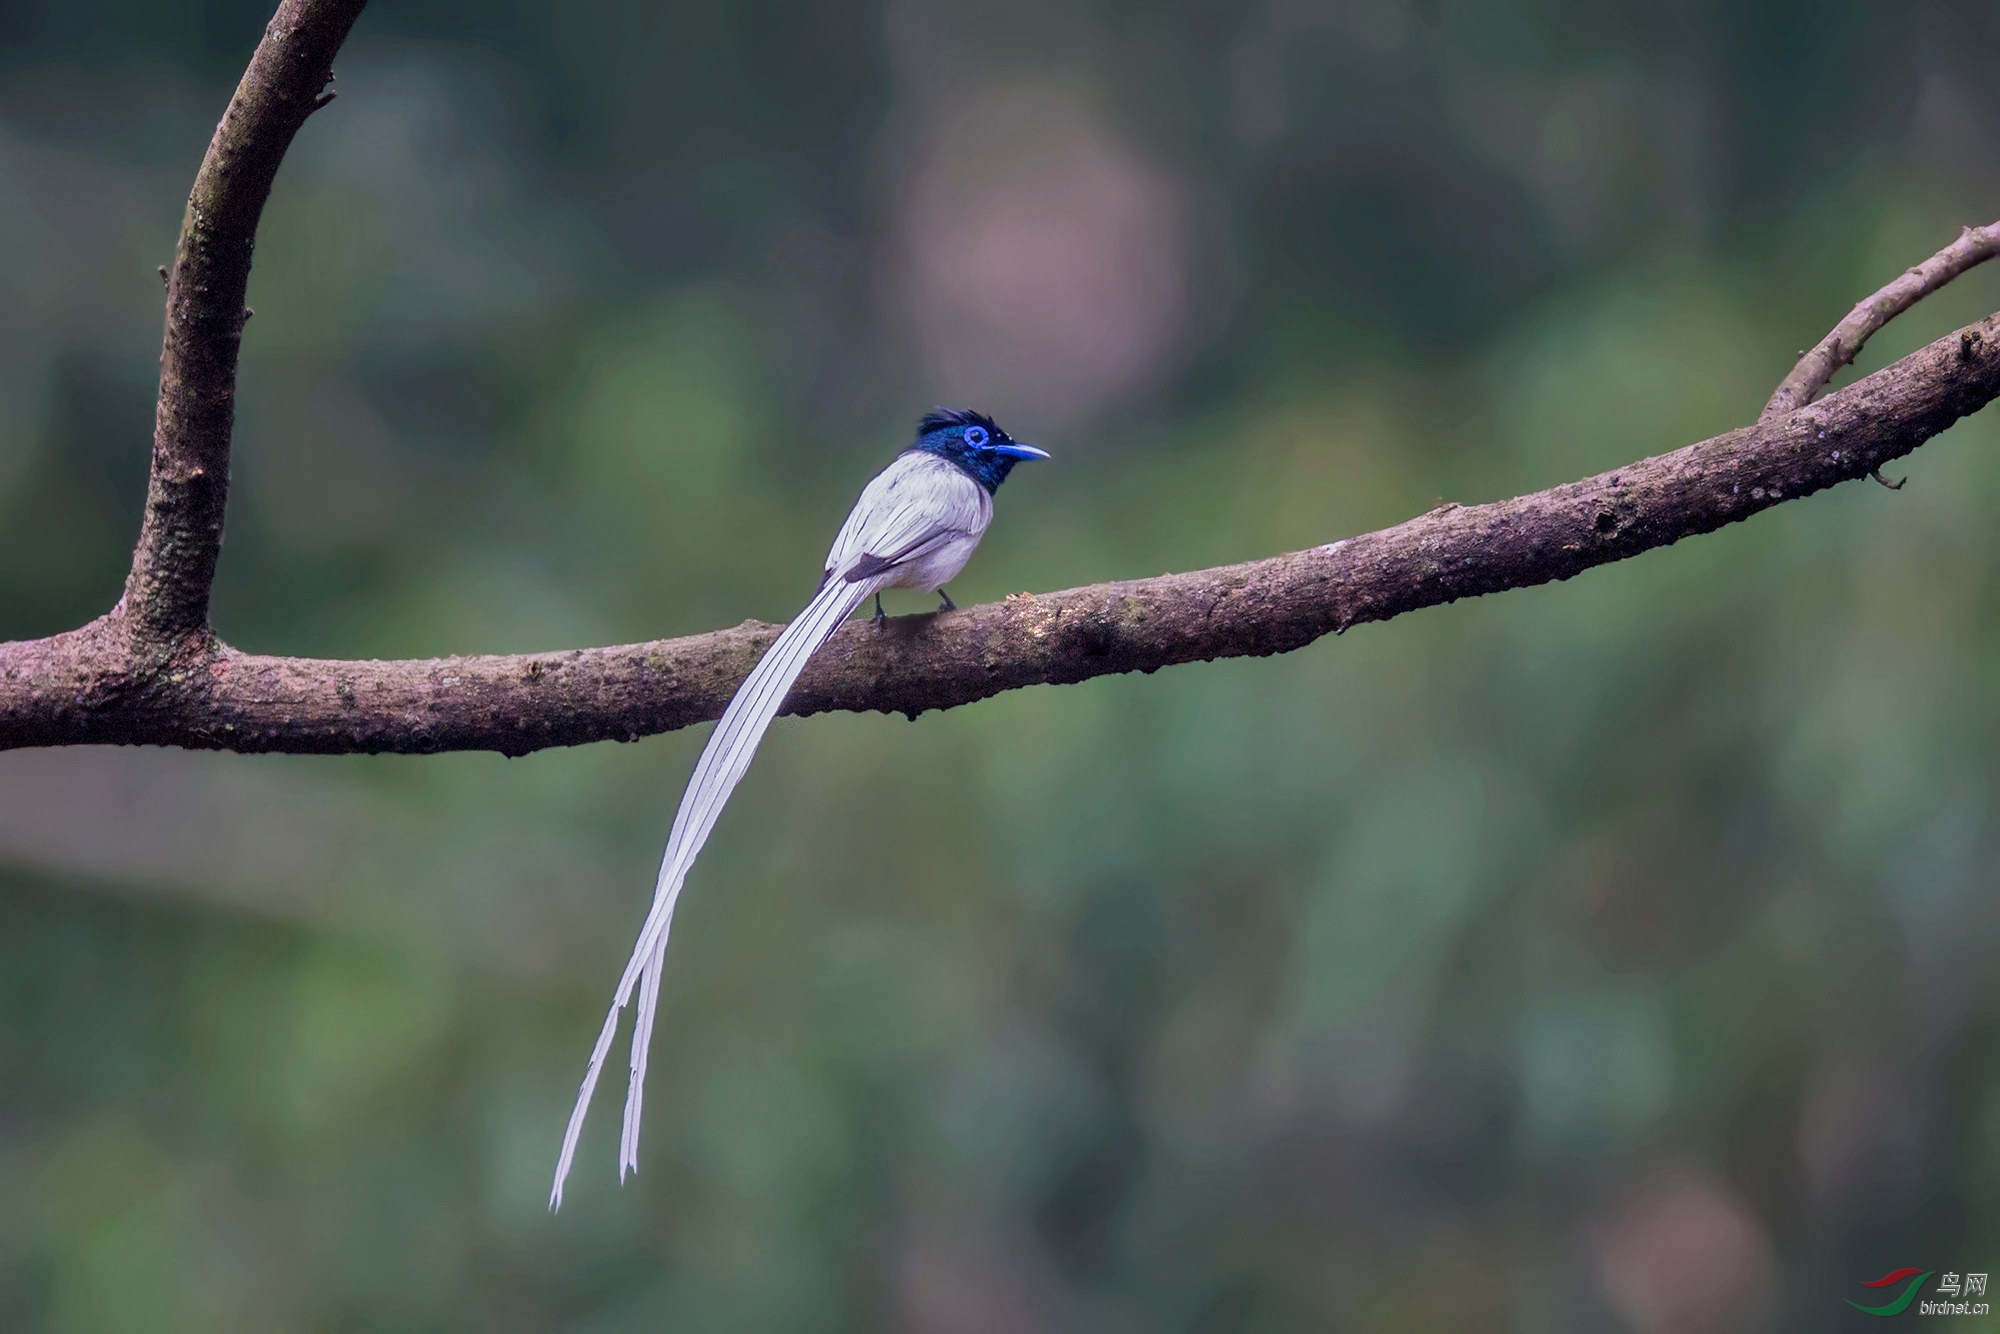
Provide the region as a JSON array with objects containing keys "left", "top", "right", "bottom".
[{"left": 1763, "top": 221, "right": 2000, "bottom": 421}]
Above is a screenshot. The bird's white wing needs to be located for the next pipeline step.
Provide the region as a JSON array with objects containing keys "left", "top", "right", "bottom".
[
  {"left": 822, "top": 452, "right": 992, "bottom": 588},
  {"left": 551, "top": 449, "right": 992, "bottom": 1209}
]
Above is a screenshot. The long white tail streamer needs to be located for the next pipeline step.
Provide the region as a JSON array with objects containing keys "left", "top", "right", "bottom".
[{"left": 550, "top": 571, "right": 885, "bottom": 1209}]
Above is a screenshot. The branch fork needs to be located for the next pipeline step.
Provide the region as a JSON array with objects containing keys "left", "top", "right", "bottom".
[{"left": 1, "top": 0, "right": 1998, "bottom": 758}]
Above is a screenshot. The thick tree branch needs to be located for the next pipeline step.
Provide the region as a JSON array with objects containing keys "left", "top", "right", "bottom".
[
  {"left": 3, "top": 0, "right": 1998, "bottom": 759},
  {"left": 3, "top": 311, "right": 1996, "bottom": 755},
  {"left": 123, "top": 0, "right": 367, "bottom": 643},
  {"left": 1762, "top": 221, "right": 2000, "bottom": 420}
]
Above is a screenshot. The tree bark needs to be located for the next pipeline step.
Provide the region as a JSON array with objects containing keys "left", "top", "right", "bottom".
[
  {"left": 125, "top": 0, "right": 367, "bottom": 643},
  {"left": 1, "top": 0, "right": 1997, "bottom": 758}
]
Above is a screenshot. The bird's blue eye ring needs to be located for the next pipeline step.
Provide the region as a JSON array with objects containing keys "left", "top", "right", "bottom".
[{"left": 963, "top": 425, "right": 989, "bottom": 448}]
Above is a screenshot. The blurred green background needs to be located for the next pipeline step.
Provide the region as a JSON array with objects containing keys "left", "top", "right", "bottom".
[{"left": 4, "top": 0, "right": 2000, "bottom": 1329}]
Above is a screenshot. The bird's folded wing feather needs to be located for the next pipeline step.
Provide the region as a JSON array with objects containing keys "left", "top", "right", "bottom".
[
  {"left": 843, "top": 527, "right": 966, "bottom": 583},
  {"left": 823, "top": 453, "right": 990, "bottom": 587}
]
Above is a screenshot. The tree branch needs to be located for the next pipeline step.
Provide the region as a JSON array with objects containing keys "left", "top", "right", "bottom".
[
  {"left": 3, "top": 310, "right": 1996, "bottom": 756},
  {"left": 1762, "top": 221, "right": 2000, "bottom": 420},
  {"left": 123, "top": 0, "right": 367, "bottom": 644},
  {"left": 2, "top": 0, "right": 1998, "bottom": 759}
]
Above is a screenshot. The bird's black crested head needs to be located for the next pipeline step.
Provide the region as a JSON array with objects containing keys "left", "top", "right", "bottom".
[{"left": 911, "top": 407, "right": 1050, "bottom": 493}]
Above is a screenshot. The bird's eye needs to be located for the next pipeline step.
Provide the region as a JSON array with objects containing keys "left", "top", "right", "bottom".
[{"left": 963, "top": 425, "right": 989, "bottom": 448}]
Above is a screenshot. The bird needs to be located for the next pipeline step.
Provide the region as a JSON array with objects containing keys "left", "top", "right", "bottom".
[{"left": 550, "top": 407, "right": 1049, "bottom": 1209}]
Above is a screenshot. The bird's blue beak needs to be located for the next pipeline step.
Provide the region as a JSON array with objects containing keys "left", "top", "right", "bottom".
[{"left": 995, "top": 442, "right": 1051, "bottom": 461}]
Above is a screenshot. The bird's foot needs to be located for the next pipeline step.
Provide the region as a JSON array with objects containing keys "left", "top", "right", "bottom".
[
  {"left": 872, "top": 593, "right": 887, "bottom": 628},
  {"left": 936, "top": 588, "right": 957, "bottom": 613}
]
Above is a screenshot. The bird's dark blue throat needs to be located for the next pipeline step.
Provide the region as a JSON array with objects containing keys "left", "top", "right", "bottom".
[{"left": 910, "top": 407, "right": 1050, "bottom": 493}]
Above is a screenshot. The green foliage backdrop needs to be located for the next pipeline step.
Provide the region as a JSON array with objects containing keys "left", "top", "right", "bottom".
[{"left": 3, "top": 0, "right": 2000, "bottom": 1328}]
